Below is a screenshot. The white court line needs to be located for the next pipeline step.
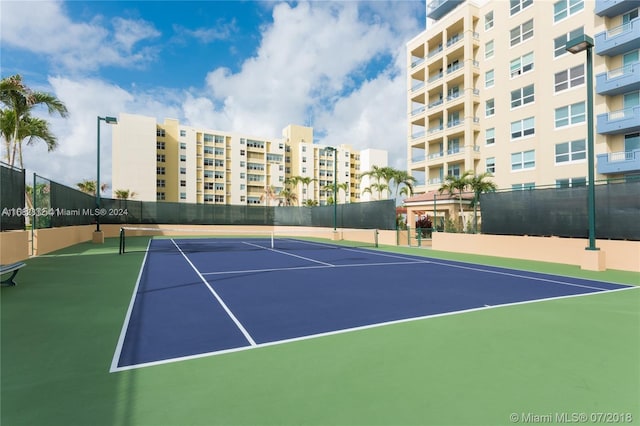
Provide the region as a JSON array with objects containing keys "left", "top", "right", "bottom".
[
  {"left": 110, "top": 239, "right": 153, "bottom": 373},
  {"left": 172, "top": 239, "right": 257, "bottom": 347},
  {"left": 201, "top": 261, "right": 427, "bottom": 276},
  {"left": 243, "top": 241, "right": 335, "bottom": 267},
  {"left": 110, "top": 285, "right": 640, "bottom": 372}
]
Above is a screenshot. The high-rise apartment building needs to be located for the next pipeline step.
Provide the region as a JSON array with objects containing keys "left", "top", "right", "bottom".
[
  {"left": 407, "top": 0, "right": 639, "bottom": 196},
  {"left": 112, "top": 113, "right": 388, "bottom": 205}
]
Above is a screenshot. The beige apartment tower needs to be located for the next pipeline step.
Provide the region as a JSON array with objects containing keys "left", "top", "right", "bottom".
[
  {"left": 112, "top": 113, "right": 388, "bottom": 205},
  {"left": 408, "top": 0, "right": 640, "bottom": 195}
]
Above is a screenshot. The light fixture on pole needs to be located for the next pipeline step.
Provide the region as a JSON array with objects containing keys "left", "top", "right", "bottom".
[
  {"left": 326, "top": 147, "right": 338, "bottom": 231},
  {"left": 565, "top": 34, "right": 597, "bottom": 251},
  {"left": 96, "top": 116, "right": 118, "bottom": 234}
]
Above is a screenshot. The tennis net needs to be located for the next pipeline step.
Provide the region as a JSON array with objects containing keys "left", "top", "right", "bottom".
[{"left": 118, "top": 226, "right": 379, "bottom": 254}]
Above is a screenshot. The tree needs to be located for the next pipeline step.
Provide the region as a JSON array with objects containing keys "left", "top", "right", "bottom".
[
  {"left": 468, "top": 172, "right": 497, "bottom": 233},
  {"left": 323, "top": 182, "right": 348, "bottom": 204},
  {"left": 114, "top": 189, "right": 137, "bottom": 200},
  {"left": 438, "top": 170, "right": 474, "bottom": 231},
  {"left": 260, "top": 185, "right": 278, "bottom": 207},
  {"left": 278, "top": 188, "right": 298, "bottom": 206},
  {"left": 294, "top": 176, "right": 316, "bottom": 204},
  {"left": 77, "top": 179, "right": 109, "bottom": 196},
  {"left": 0, "top": 74, "right": 68, "bottom": 168},
  {"left": 390, "top": 169, "right": 417, "bottom": 200},
  {"left": 361, "top": 165, "right": 388, "bottom": 200}
]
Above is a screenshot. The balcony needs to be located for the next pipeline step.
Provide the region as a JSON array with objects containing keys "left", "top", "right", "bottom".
[
  {"left": 595, "top": 0, "right": 639, "bottom": 18},
  {"left": 596, "top": 61, "right": 640, "bottom": 95},
  {"left": 597, "top": 105, "right": 640, "bottom": 134},
  {"left": 427, "top": 0, "right": 464, "bottom": 20},
  {"left": 595, "top": 18, "right": 640, "bottom": 57},
  {"left": 597, "top": 149, "right": 640, "bottom": 174},
  {"left": 411, "top": 57, "right": 426, "bottom": 69}
]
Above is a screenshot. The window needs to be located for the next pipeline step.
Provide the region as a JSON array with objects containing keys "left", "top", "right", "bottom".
[
  {"left": 215, "top": 183, "right": 224, "bottom": 191},
  {"left": 240, "top": 150, "right": 245, "bottom": 156},
  {"left": 554, "top": 0, "right": 584, "bottom": 22},
  {"left": 157, "top": 167, "right": 165, "bottom": 175},
  {"left": 554, "top": 27, "right": 583, "bottom": 57},
  {"left": 157, "top": 179, "right": 165, "bottom": 188},
  {"left": 555, "top": 139, "right": 586, "bottom": 163},
  {"left": 510, "top": 52, "right": 534, "bottom": 77},
  {"left": 485, "top": 70, "right": 495, "bottom": 88},
  {"left": 180, "top": 155, "right": 186, "bottom": 162},
  {"left": 203, "top": 134, "right": 214, "bottom": 143},
  {"left": 512, "top": 182, "right": 535, "bottom": 190},
  {"left": 157, "top": 142, "right": 165, "bottom": 150},
  {"left": 511, "top": 117, "right": 535, "bottom": 139},
  {"left": 157, "top": 192, "right": 165, "bottom": 201},
  {"left": 215, "top": 135, "right": 224, "bottom": 144},
  {"left": 554, "top": 65, "right": 584, "bottom": 92},
  {"left": 215, "top": 195, "right": 224, "bottom": 203},
  {"left": 485, "top": 40, "right": 494, "bottom": 59},
  {"left": 204, "top": 146, "right": 214, "bottom": 154},
  {"left": 240, "top": 184, "right": 246, "bottom": 190},
  {"left": 511, "top": 84, "right": 535, "bottom": 108},
  {"left": 204, "top": 170, "right": 213, "bottom": 178},
  {"left": 511, "top": 150, "right": 535, "bottom": 170},
  {"left": 556, "top": 177, "right": 586, "bottom": 188},
  {"left": 180, "top": 180, "right": 186, "bottom": 187},
  {"left": 180, "top": 192, "right": 186, "bottom": 200},
  {"left": 214, "top": 159, "right": 224, "bottom": 167},
  {"left": 486, "top": 128, "right": 496, "bottom": 145},
  {"left": 204, "top": 158, "right": 214, "bottom": 166},
  {"left": 486, "top": 157, "right": 495, "bottom": 173},
  {"left": 510, "top": 19, "right": 533, "bottom": 47},
  {"left": 510, "top": 0, "right": 533, "bottom": 15},
  {"left": 180, "top": 130, "right": 186, "bottom": 137},
  {"left": 156, "top": 154, "right": 165, "bottom": 162},
  {"left": 179, "top": 142, "right": 186, "bottom": 150},
  {"left": 204, "top": 194, "right": 214, "bottom": 202},
  {"left": 555, "top": 102, "right": 585, "bottom": 128},
  {"left": 485, "top": 11, "right": 494, "bottom": 30},
  {"left": 486, "top": 99, "right": 495, "bottom": 117},
  {"left": 180, "top": 167, "right": 186, "bottom": 175},
  {"left": 156, "top": 128, "right": 165, "bottom": 137}
]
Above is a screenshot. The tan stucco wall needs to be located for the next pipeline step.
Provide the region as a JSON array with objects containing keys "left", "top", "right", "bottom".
[
  {"left": 33, "top": 226, "right": 96, "bottom": 256},
  {"left": 0, "top": 230, "right": 30, "bottom": 264},
  {"left": 432, "top": 233, "right": 640, "bottom": 273}
]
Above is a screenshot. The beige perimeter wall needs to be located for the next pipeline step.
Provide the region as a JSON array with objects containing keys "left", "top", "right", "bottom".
[{"left": 2, "top": 226, "right": 638, "bottom": 273}]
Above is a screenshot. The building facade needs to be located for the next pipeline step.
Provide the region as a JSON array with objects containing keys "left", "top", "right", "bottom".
[
  {"left": 407, "top": 0, "right": 640, "bottom": 196},
  {"left": 112, "top": 113, "right": 388, "bottom": 205}
]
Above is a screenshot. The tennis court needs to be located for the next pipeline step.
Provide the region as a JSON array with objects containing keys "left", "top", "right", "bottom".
[
  {"left": 112, "top": 233, "right": 633, "bottom": 371},
  {"left": 2, "top": 235, "right": 639, "bottom": 426}
]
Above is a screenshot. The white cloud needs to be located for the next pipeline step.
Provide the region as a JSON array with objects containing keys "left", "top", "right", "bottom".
[
  {"left": 172, "top": 19, "right": 237, "bottom": 44},
  {"left": 1, "top": 0, "right": 161, "bottom": 72},
  {"left": 12, "top": 0, "right": 425, "bottom": 193},
  {"left": 199, "top": 1, "right": 421, "bottom": 164}
]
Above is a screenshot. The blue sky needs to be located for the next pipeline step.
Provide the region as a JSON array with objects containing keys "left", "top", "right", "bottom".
[{"left": 1, "top": 0, "right": 425, "bottom": 188}]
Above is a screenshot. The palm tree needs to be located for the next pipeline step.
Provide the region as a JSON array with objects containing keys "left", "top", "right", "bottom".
[
  {"left": 468, "top": 172, "right": 497, "bottom": 233},
  {"left": 260, "top": 185, "right": 278, "bottom": 207},
  {"left": 390, "top": 169, "right": 417, "bottom": 200},
  {"left": 323, "top": 182, "right": 348, "bottom": 204},
  {"left": 438, "top": 170, "right": 473, "bottom": 231},
  {"left": 1, "top": 74, "right": 68, "bottom": 168},
  {"left": 114, "top": 189, "right": 137, "bottom": 200},
  {"left": 77, "top": 179, "right": 109, "bottom": 196},
  {"left": 296, "top": 176, "right": 316, "bottom": 204},
  {"left": 278, "top": 188, "right": 298, "bottom": 206},
  {"left": 361, "top": 165, "right": 388, "bottom": 200}
]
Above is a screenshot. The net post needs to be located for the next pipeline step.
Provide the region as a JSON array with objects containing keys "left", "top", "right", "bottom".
[
  {"left": 119, "top": 227, "right": 124, "bottom": 254},
  {"left": 270, "top": 231, "right": 274, "bottom": 249},
  {"left": 374, "top": 229, "right": 379, "bottom": 248}
]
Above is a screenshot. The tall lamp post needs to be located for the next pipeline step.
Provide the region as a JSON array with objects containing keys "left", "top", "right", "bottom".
[
  {"left": 566, "top": 35, "right": 597, "bottom": 251},
  {"left": 326, "top": 146, "right": 338, "bottom": 231},
  {"left": 96, "top": 116, "right": 118, "bottom": 234}
]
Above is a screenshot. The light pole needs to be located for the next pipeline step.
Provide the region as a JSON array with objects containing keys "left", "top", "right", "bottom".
[
  {"left": 96, "top": 116, "right": 118, "bottom": 233},
  {"left": 566, "top": 35, "right": 597, "bottom": 251},
  {"left": 326, "top": 147, "right": 338, "bottom": 231}
]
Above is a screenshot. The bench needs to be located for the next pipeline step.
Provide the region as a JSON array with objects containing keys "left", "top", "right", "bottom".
[{"left": 1, "top": 262, "right": 26, "bottom": 287}]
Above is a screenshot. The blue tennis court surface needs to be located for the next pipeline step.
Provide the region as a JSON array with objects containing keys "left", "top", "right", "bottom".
[{"left": 111, "top": 237, "right": 632, "bottom": 371}]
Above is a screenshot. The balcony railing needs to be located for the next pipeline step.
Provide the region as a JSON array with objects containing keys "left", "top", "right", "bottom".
[
  {"left": 411, "top": 105, "right": 426, "bottom": 116},
  {"left": 427, "top": 72, "right": 443, "bottom": 83},
  {"left": 446, "top": 33, "right": 463, "bottom": 47},
  {"left": 428, "top": 124, "right": 444, "bottom": 134},
  {"left": 595, "top": 18, "right": 640, "bottom": 56},
  {"left": 428, "top": 152, "right": 444, "bottom": 160},
  {"left": 597, "top": 149, "right": 640, "bottom": 174},
  {"left": 411, "top": 57, "right": 426, "bottom": 68},
  {"left": 427, "top": 45, "right": 443, "bottom": 58},
  {"left": 595, "top": 61, "right": 640, "bottom": 96},
  {"left": 411, "top": 81, "right": 425, "bottom": 92},
  {"left": 447, "top": 63, "right": 462, "bottom": 74},
  {"left": 412, "top": 130, "right": 426, "bottom": 139},
  {"left": 597, "top": 105, "right": 640, "bottom": 134},
  {"left": 428, "top": 99, "right": 444, "bottom": 109}
]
